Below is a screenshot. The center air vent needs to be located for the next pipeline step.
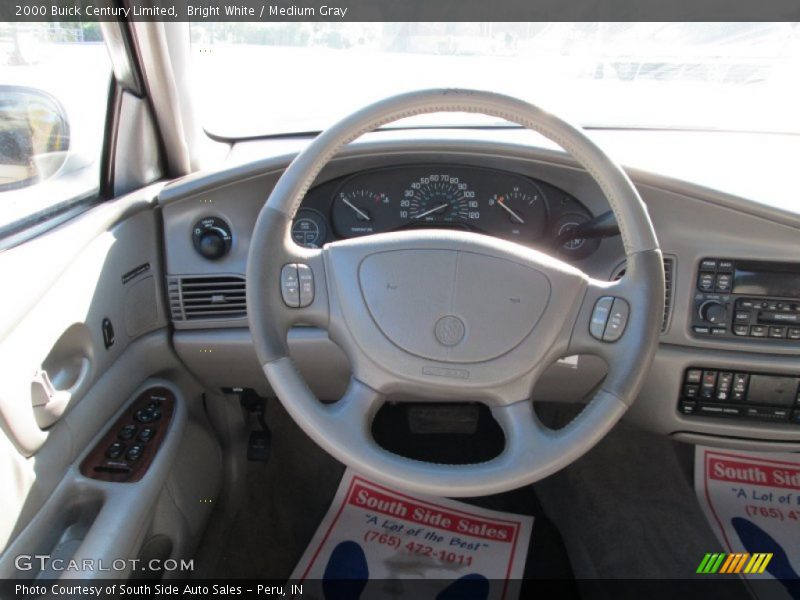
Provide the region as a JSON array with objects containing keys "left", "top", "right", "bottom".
[
  {"left": 612, "top": 256, "right": 675, "bottom": 333},
  {"left": 168, "top": 275, "right": 246, "bottom": 321}
]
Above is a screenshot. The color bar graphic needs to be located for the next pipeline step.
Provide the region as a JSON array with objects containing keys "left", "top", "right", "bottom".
[{"left": 697, "top": 553, "right": 772, "bottom": 574}]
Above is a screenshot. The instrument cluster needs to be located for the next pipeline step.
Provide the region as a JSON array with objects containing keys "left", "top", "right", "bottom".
[{"left": 292, "top": 165, "right": 598, "bottom": 259}]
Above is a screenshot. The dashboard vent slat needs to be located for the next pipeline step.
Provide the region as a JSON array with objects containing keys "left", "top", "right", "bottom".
[
  {"left": 612, "top": 256, "right": 675, "bottom": 333},
  {"left": 168, "top": 275, "right": 247, "bottom": 321}
]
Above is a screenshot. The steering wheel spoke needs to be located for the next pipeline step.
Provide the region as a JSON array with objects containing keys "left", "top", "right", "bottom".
[{"left": 567, "top": 250, "right": 665, "bottom": 400}]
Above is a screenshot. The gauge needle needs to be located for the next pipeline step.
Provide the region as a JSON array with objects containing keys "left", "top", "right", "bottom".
[
  {"left": 414, "top": 203, "right": 449, "bottom": 220},
  {"left": 497, "top": 198, "right": 525, "bottom": 224},
  {"left": 342, "top": 197, "right": 371, "bottom": 221}
]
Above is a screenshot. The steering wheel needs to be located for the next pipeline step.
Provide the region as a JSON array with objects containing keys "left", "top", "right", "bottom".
[{"left": 246, "top": 89, "right": 663, "bottom": 497}]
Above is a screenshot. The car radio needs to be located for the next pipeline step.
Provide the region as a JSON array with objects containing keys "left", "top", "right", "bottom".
[
  {"left": 678, "top": 368, "right": 800, "bottom": 425},
  {"left": 691, "top": 258, "right": 800, "bottom": 342}
]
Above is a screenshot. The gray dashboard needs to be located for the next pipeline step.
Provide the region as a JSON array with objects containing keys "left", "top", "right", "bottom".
[{"left": 158, "top": 136, "right": 800, "bottom": 451}]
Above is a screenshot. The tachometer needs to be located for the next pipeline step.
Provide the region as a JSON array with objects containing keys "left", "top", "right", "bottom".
[{"left": 402, "top": 174, "right": 479, "bottom": 224}]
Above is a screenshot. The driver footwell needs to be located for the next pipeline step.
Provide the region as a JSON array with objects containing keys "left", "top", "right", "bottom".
[{"left": 197, "top": 398, "right": 577, "bottom": 594}]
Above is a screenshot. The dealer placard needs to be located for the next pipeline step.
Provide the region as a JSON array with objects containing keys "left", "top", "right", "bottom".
[{"left": 290, "top": 469, "right": 533, "bottom": 599}]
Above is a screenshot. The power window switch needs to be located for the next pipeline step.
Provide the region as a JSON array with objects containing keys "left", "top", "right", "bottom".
[
  {"left": 126, "top": 444, "right": 145, "bottom": 462},
  {"left": 118, "top": 425, "right": 137, "bottom": 440},
  {"left": 138, "top": 427, "right": 156, "bottom": 442},
  {"left": 105, "top": 442, "right": 126, "bottom": 460}
]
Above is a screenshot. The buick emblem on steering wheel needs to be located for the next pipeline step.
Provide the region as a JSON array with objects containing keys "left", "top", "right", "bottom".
[{"left": 435, "top": 315, "right": 466, "bottom": 346}]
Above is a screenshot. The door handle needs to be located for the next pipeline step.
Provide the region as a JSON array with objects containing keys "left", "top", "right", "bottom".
[{"left": 31, "top": 357, "right": 89, "bottom": 429}]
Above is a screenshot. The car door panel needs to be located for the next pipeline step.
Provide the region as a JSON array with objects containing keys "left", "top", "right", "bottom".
[{"left": 0, "top": 190, "right": 222, "bottom": 580}]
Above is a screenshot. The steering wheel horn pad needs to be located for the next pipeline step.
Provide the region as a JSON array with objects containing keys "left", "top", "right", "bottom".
[{"left": 246, "top": 89, "right": 663, "bottom": 497}]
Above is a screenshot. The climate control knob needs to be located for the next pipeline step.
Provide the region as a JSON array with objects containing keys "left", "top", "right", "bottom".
[
  {"left": 699, "top": 301, "right": 727, "bottom": 324},
  {"left": 192, "top": 217, "right": 232, "bottom": 260}
]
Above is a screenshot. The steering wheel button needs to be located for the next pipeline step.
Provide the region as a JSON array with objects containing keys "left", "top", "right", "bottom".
[
  {"left": 589, "top": 296, "right": 614, "bottom": 340},
  {"left": 602, "top": 298, "right": 629, "bottom": 342},
  {"left": 297, "top": 263, "right": 315, "bottom": 307},
  {"left": 280, "top": 264, "right": 301, "bottom": 307}
]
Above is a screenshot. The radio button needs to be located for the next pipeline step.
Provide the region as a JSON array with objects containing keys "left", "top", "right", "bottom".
[
  {"left": 698, "top": 273, "right": 715, "bottom": 292},
  {"left": 715, "top": 274, "right": 732, "bottom": 292},
  {"left": 750, "top": 325, "right": 767, "bottom": 338},
  {"left": 734, "top": 311, "right": 751, "bottom": 323},
  {"left": 733, "top": 324, "right": 749, "bottom": 336},
  {"left": 693, "top": 326, "right": 711, "bottom": 335},
  {"left": 711, "top": 327, "right": 727, "bottom": 335},
  {"left": 700, "top": 259, "right": 718, "bottom": 271},
  {"left": 700, "top": 300, "right": 727, "bottom": 324},
  {"left": 769, "top": 326, "right": 787, "bottom": 339},
  {"left": 788, "top": 328, "right": 800, "bottom": 340},
  {"left": 679, "top": 400, "right": 698, "bottom": 415},
  {"left": 717, "top": 260, "right": 735, "bottom": 272},
  {"left": 739, "top": 300, "right": 755, "bottom": 309}
]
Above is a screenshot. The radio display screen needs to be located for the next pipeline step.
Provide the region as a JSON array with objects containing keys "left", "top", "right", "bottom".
[{"left": 733, "top": 262, "right": 800, "bottom": 297}]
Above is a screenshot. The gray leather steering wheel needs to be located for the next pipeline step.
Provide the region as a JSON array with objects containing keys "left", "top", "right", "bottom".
[{"left": 246, "top": 89, "right": 664, "bottom": 497}]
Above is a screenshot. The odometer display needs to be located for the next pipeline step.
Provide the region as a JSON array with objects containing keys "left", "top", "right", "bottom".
[{"left": 402, "top": 174, "right": 479, "bottom": 223}]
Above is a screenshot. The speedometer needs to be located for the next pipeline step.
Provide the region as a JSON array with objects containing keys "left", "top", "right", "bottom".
[{"left": 401, "top": 174, "right": 480, "bottom": 224}]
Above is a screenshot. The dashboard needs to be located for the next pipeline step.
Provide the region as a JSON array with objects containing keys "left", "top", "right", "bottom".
[
  {"left": 292, "top": 164, "right": 597, "bottom": 260},
  {"left": 158, "top": 135, "right": 800, "bottom": 453}
]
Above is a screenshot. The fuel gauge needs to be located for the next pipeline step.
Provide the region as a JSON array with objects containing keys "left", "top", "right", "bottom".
[{"left": 487, "top": 184, "right": 547, "bottom": 241}]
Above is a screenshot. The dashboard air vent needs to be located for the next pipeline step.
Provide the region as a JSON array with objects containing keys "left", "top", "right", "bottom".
[
  {"left": 168, "top": 275, "right": 246, "bottom": 321},
  {"left": 612, "top": 256, "right": 675, "bottom": 333}
]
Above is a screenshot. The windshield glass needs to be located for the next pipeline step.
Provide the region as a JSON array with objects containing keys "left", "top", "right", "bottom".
[{"left": 190, "top": 22, "right": 800, "bottom": 137}]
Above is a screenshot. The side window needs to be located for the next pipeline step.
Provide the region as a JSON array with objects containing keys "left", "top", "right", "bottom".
[{"left": 0, "top": 23, "right": 110, "bottom": 239}]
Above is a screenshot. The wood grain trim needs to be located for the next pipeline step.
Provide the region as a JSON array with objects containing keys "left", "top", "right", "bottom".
[{"left": 79, "top": 387, "right": 175, "bottom": 483}]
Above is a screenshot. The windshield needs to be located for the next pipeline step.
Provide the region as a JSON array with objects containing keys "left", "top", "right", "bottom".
[{"left": 190, "top": 22, "right": 800, "bottom": 137}]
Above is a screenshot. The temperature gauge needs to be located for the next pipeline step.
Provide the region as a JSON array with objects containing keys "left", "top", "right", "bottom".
[{"left": 332, "top": 188, "right": 392, "bottom": 238}]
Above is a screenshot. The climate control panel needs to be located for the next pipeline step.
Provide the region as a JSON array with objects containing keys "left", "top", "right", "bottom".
[{"left": 678, "top": 367, "right": 800, "bottom": 425}]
